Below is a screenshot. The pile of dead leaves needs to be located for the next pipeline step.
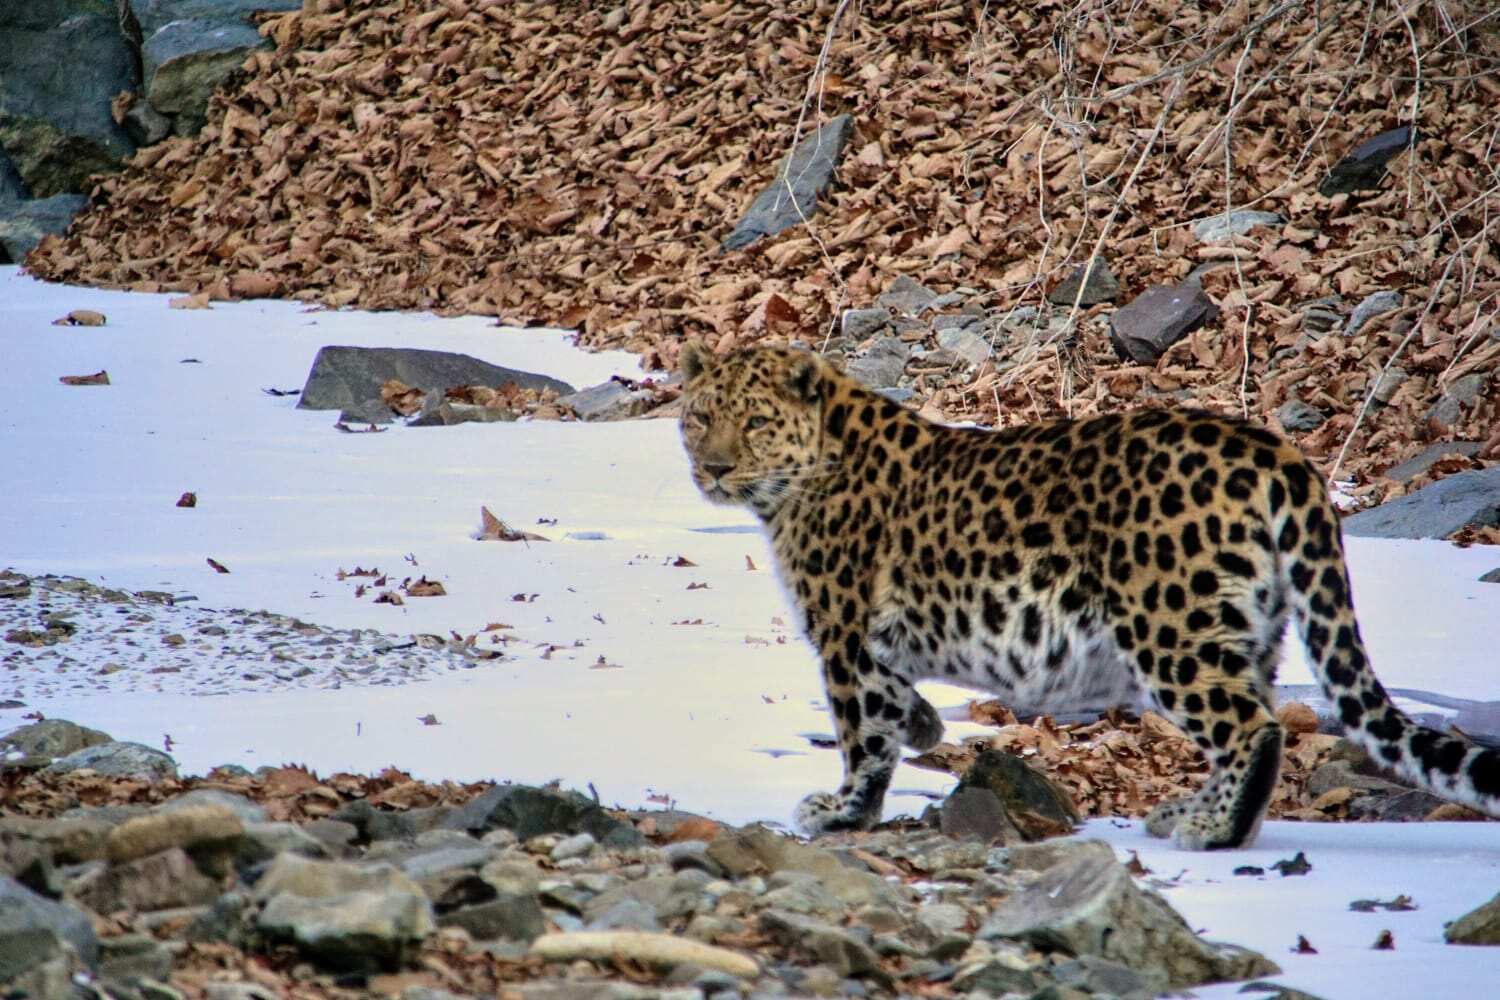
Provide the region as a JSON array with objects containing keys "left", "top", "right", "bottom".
[
  {"left": 908, "top": 699, "right": 1439, "bottom": 823},
  {"left": 23, "top": 0, "right": 1500, "bottom": 495}
]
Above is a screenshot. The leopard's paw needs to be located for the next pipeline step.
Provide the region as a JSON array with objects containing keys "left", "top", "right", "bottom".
[
  {"left": 793, "top": 791, "right": 875, "bottom": 836},
  {"left": 1144, "top": 798, "right": 1189, "bottom": 839}
]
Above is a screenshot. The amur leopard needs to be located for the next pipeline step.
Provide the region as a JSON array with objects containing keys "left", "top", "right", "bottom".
[{"left": 677, "top": 341, "right": 1499, "bottom": 849}]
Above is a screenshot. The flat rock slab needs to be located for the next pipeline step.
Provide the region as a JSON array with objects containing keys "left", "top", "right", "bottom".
[
  {"left": 1048, "top": 257, "right": 1119, "bottom": 305},
  {"left": 1320, "top": 126, "right": 1414, "bottom": 196},
  {"left": 1109, "top": 282, "right": 1219, "bottom": 363},
  {"left": 0, "top": 193, "right": 86, "bottom": 263},
  {"left": 1383, "top": 441, "right": 1483, "bottom": 482},
  {"left": 722, "top": 115, "right": 852, "bottom": 251},
  {"left": 1343, "top": 466, "right": 1500, "bottom": 539},
  {"left": 298, "top": 346, "right": 574, "bottom": 413},
  {"left": 1192, "top": 210, "right": 1283, "bottom": 244}
]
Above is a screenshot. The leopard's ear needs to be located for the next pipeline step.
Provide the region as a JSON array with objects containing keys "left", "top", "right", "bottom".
[
  {"left": 679, "top": 340, "right": 715, "bottom": 382},
  {"left": 786, "top": 351, "right": 824, "bottom": 405}
]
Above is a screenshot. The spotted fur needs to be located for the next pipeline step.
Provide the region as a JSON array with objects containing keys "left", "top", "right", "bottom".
[{"left": 678, "top": 343, "right": 1500, "bottom": 849}]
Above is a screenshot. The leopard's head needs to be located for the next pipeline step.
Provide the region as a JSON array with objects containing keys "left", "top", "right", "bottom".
[{"left": 678, "top": 342, "right": 832, "bottom": 518}]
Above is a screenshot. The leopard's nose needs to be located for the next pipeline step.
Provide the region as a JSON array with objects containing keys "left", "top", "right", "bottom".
[{"left": 702, "top": 461, "right": 735, "bottom": 480}]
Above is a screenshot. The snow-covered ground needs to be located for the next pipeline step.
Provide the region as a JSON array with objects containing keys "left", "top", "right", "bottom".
[{"left": 3, "top": 266, "right": 1498, "bottom": 998}]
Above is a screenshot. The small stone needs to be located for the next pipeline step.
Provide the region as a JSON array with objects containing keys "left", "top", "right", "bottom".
[
  {"left": 1426, "top": 373, "right": 1487, "bottom": 430},
  {"left": 556, "top": 381, "right": 655, "bottom": 422},
  {"left": 936, "top": 327, "right": 991, "bottom": 367},
  {"left": 1370, "top": 366, "right": 1409, "bottom": 405},
  {"left": 841, "top": 308, "right": 890, "bottom": 340},
  {"left": 1275, "top": 702, "right": 1319, "bottom": 735},
  {"left": 446, "top": 783, "right": 642, "bottom": 847},
  {"left": 550, "top": 832, "right": 596, "bottom": 862},
  {"left": 1192, "top": 211, "right": 1285, "bottom": 244},
  {"left": 948, "top": 750, "right": 1079, "bottom": 842},
  {"left": 587, "top": 898, "right": 661, "bottom": 932},
  {"left": 722, "top": 115, "right": 852, "bottom": 251},
  {"left": 759, "top": 909, "right": 885, "bottom": 980},
  {"left": 876, "top": 276, "right": 940, "bottom": 316},
  {"left": 1276, "top": 398, "right": 1326, "bottom": 433},
  {"left": 1480, "top": 568, "right": 1500, "bottom": 584},
  {"left": 952, "top": 957, "right": 1040, "bottom": 995},
  {"left": 99, "top": 932, "right": 173, "bottom": 982},
  {"left": 258, "top": 887, "right": 434, "bottom": 972},
  {"left": 1346, "top": 291, "right": 1403, "bottom": 336},
  {"left": 0, "top": 874, "right": 99, "bottom": 981},
  {"left": 939, "top": 787, "right": 1022, "bottom": 845},
  {"left": 844, "top": 336, "right": 910, "bottom": 389},
  {"left": 1445, "top": 890, "right": 1500, "bottom": 944},
  {"left": 1319, "top": 126, "right": 1414, "bottom": 196},
  {"left": 1109, "top": 282, "right": 1220, "bottom": 364},
  {"left": 1047, "top": 257, "right": 1119, "bottom": 306},
  {"left": 107, "top": 805, "right": 243, "bottom": 864},
  {"left": 664, "top": 840, "right": 724, "bottom": 876}
]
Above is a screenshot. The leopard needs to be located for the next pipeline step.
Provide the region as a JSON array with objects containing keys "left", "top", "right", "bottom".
[{"left": 676, "top": 340, "right": 1500, "bottom": 850}]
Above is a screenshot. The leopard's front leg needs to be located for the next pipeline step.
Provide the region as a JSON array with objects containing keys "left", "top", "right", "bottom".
[{"left": 794, "top": 624, "right": 903, "bottom": 835}]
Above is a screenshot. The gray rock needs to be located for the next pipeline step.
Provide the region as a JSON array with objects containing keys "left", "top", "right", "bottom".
[
  {"left": 936, "top": 327, "right": 991, "bottom": 367},
  {"left": 845, "top": 336, "right": 910, "bottom": 389},
  {"left": 1306, "top": 760, "right": 1406, "bottom": 799},
  {"left": 1480, "top": 567, "right": 1500, "bottom": 584},
  {"left": 763, "top": 872, "right": 844, "bottom": 918},
  {"left": 1348, "top": 787, "right": 1448, "bottom": 822},
  {"left": 663, "top": 840, "right": 723, "bottom": 876},
  {"left": 704, "top": 826, "right": 898, "bottom": 909},
  {"left": 1445, "top": 889, "right": 1500, "bottom": 944},
  {"left": 131, "top": 2, "right": 302, "bottom": 135},
  {"left": 336, "top": 397, "right": 396, "bottom": 426},
  {"left": 841, "top": 308, "right": 890, "bottom": 340},
  {"left": 722, "top": 115, "right": 853, "bottom": 251},
  {"left": 1192, "top": 211, "right": 1285, "bottom": 244},
  {"left": 951, "top": 958, "right": 1041, "bottom": 995},
  {"left": 257, "top": 887, "right": 434, "bottom": 972},
  {"left": 185, "top": 889, "right": 250, "bottom": 946},
  {"left": 550, "top": 832, "right": 597, "bottom": 862},
  {"left": 948, "top": 750, "right": 1079, "bottom": 842},
  {"left": 408, "top": 398, "right": 518, "bottom": 427},
  {"left": 122, "top": 99, "right": 172, "bottom": 147},
  {"left": 939, "top": 787, "right": 1023, "bottom": 845},
  {"left": 400, "top": 845, "right": 495, "bottom": 882},
  {"left": 1343, "top": 465, "right": 1500, "bottom": 539},
  {"left": 0, "top": 153, "right": 24, "bottom": 203},
  {"left": 0, "top": 192, "right": 87, "bottom": 263},
  {"left": 43, "top": 741, "right": 178, "bottom": 781},
  {"left": 1, "top": 718, "right": 111, "bottom": 760},
  {"left": 932, "top": 312, "right": 978, "bottom": 331},
  {"left": 1109, "top": 282, "right": 1220, "bottom": 364},
  {"left": 1370, "top": 365, "right": 1409, "bottom": 405},
  {"left": 586, "top": 898, "right": 661, "bottom": 932},
  {"left": 1346, "top": 290, "right": 1403, "bottom": 336},
  {"left": 1384, "top": 441, "right": 1484, "bottom": 482},
  {"left": 760, "top": 909, "right": 885, "bottom": 980},
  {"left": 237, "top": 822, "right": 330, "bottom": 865},
  {"left": 99, "top": 932, "right": 173, "bottom": 982},
  {"left": 1319, "top": 126, "right": 1414, "bottom": 196},
  {"left": 330, "top": 798, "right": 420, "bottom": 842},
  {"left": 877, "top": 386, "right": 915, "bottom": 404},
  {"left": 1426, "top": 373, "right": 1487, "bottom": 430},
  {"left": 1276, "top": 398, "right": 1326, "bottom": 432},
  {"left": 445, "top": 784, "right": 642, "bottom": 847},
  {"left": 204, "top": 985, "right": 279, "bottom": 1000},
  {"left": 557, "top": 380, "right": 654, "bottom": 422},
  {"left": 0, "top": 2, "right": 136, "bottom": 197},
  {"left": 979, "top": 843, "right": 1279, "bottom": 988},
  {"left": 876, "top": 276, "right": 939, "bottom": 316},
  {"left": 71, "top": 846, "right": 221, "bottom": 913},
  {"left": 1047, "top": 258, "right": 1120, "bottom": 306},
  {"left": 298, "top": 346, "right": 573, "bottom": 414},
  {"left": 582, "top": 874, "right": 700, "bottom": 924},
  {"left": 155, "top": 789, "right": 267, "bottom": 825},
  {"left": 1053, "top": 954, "right": 1154, "bottom": 998},
  {"left": 0, "top": 873, "right": 98, "bottom": 981}
]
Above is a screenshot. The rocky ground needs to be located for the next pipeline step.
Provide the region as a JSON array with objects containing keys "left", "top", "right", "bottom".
[
  {"left": 4, "top": 716, "right": 1499, "bottom": 1000},
  {"left": 6, "top": 565, "right": 1499, "bottom": 1000}
]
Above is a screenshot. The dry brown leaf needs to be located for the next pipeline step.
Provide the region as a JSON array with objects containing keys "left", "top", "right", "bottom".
[
  {"left": 59, "top": 371, "right": 110, "bottom": 386},
  {"left": 205, "top": 557, "right": 230, "bottom": 574},
  {"left": 478, "top": 506, "right": 549, "bottom": 542}
]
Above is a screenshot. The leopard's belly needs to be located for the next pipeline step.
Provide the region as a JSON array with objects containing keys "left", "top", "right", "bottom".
[{"left": 867, "top": 589, "right": 1140, "bottom": 715}]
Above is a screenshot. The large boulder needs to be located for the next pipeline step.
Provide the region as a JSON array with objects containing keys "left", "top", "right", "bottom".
[
  {"left": 42, "top": 740, "right": 179, "bottom": 781},
  {"left": 0, "top": 1, "right": 137, "bottom": 197},
  {"left": 1343, "top": 466, "right": 1500, "bottom": 539},
  {"left": 1, "top": 719, "right": 112, "bottom": 761},
  {"left": 297, "top": 346, "right": 574, "bottom": 416},
  {"left": 1, "top": 194, "right": 89, "bottom": 268},
  {"left": 444, "top": 784, "right": 641, "bottom": 848},
  {"left": 980, "top": 842, "right": 1278, "bottom": 990},
  {"left": 130, "top": 2, "right": 303, "bottom": 136}
]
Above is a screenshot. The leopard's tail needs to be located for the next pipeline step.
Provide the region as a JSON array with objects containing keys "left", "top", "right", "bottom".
[{"left": 1277, "top": 460, "right": 1500, "bottom": 817}]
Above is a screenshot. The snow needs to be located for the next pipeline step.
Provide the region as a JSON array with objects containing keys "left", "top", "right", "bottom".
[{"left": 4, "top": 266, "right": 1499, "bottom": 998}]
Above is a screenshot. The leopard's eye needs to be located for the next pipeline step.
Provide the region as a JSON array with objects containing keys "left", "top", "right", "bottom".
[
  {"left": 746, "top": 415, "right": 770, "bottom": 431},
  {"left": 684, "top": 410, "right": 708, "bottom": 428}
]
